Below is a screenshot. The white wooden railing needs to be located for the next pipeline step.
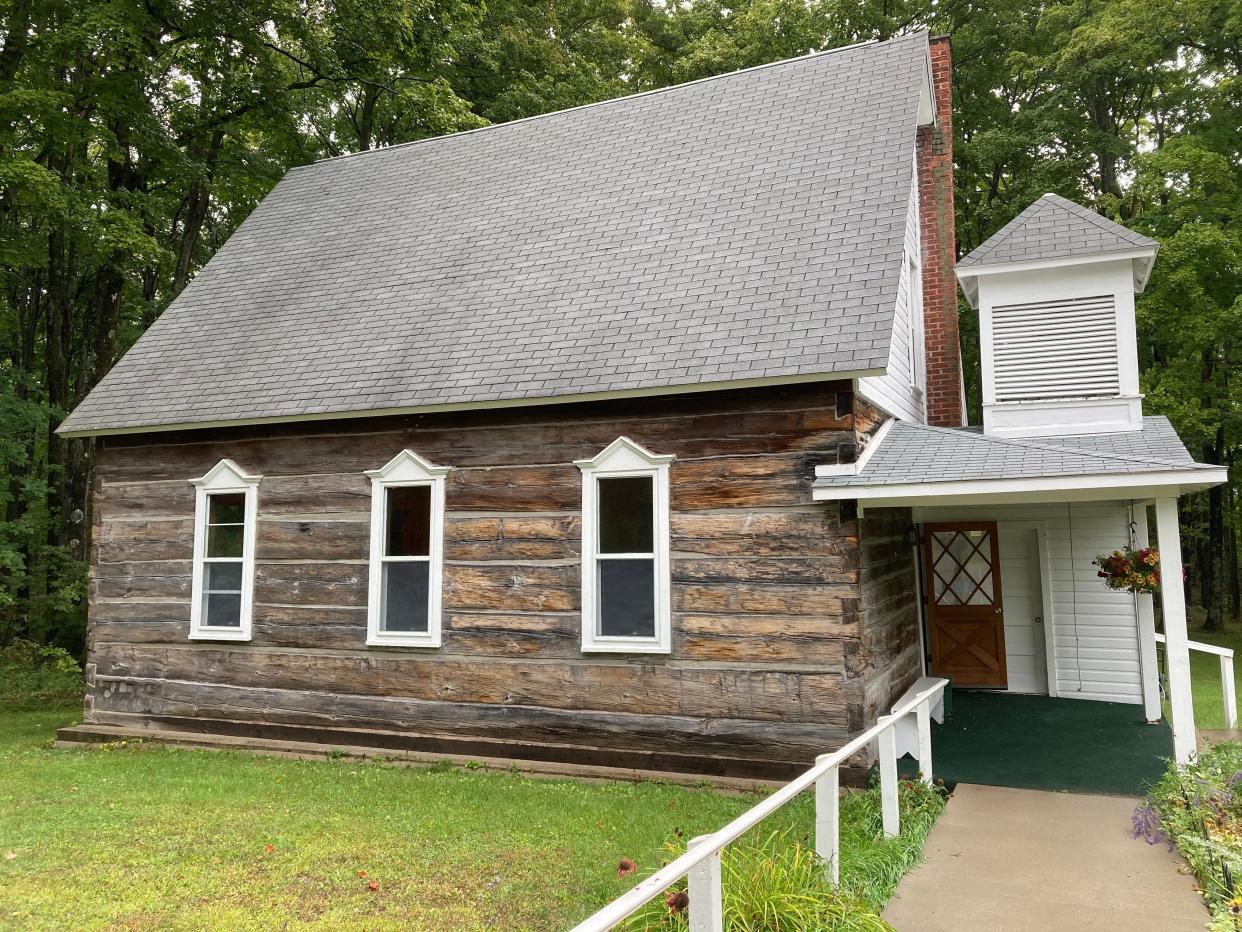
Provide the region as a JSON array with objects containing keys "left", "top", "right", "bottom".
[
  {"left": 1155, "top": 633, "right": 1237, "bottom": 729},
  {"left": 569, "top": 677, "right": 949, "bottom": 932}
]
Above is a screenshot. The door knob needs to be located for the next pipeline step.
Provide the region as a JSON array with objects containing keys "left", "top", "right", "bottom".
[{"left": 1035, "top": 616, "right": 1043, "bottom": 624}]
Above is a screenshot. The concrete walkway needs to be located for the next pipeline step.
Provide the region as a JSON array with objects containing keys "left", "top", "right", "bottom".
[{"left": 883, "top": 784, "right": 1205, "bottom": 931}]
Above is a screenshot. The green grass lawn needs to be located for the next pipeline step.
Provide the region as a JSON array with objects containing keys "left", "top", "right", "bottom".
[
  {"left": 1185, "top": 624, "right": 1242, "bottom": 730},
  {"left": 0, "top": 705, "right": 940, "bottom": 930}
]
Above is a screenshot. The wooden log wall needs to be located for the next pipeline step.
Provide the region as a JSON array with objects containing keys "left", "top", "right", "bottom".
[
  {"left": 86, "top": 382, "right": 876, "bottom": 771},
  {"left": 857, "top": 508, "right": 923, "bottom": 727}
]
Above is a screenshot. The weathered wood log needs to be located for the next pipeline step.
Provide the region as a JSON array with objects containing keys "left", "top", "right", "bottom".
[
  {"left": 91, "top": 643, "right": 845, "bottom": 722},
  {"left": 670, "top": 511, "right": 849, "bottom": 557},
  {"left": 443, "top": 564, "right": 578, "bottom": 613},
  {"left": 443, "top": 515, "right": 581, "bottom": 560},
  {"left": 94, "top": 571, "right": 191, "bottom": 601},
  {"left": 674, "top": 582, "right": 860, "bottom": 616},
  {"left": 97, "top": 519, "right": 194, "bottom": 563},
  {"left": 256, "top": 519, "right": 369, "bottom": 561},
  {"left": 87, "top": 676, "right": 849, "bottom": 763},
  {"left": 254, "top": 562, "right": 368, "bottom": 607},
  {"left": 672, "top": 556, "right": 853, "bottom": 585},
  {"left": 96, "top": 382, "right": 852, "bottom": 481},
  {"left": 671, "top": 453, "right": 826, "bottom": 510}
]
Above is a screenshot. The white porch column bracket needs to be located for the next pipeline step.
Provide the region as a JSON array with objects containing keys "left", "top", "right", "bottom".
[
  {"left": 814, "top": 757, "right": 841, "bottom": 884},
  {"left": 1132, "top": 505, "right": 1162, "bottom": 722},
  {"left": 877, "top": 719, "right": 900, "bottom": 838},
  {"left": 1155, "top": 497, "right": 1196, "bottom": 764},
  {"left": 686, "top": 835, "right": 723, "bottom": 932}
]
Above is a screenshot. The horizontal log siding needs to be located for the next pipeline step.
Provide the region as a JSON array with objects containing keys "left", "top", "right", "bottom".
[
  {"left": 858, "top": 509, "right": 922, "bottom": 728},
  {"left": 86, "top": 383, "right": 863, "bottom": 766}
]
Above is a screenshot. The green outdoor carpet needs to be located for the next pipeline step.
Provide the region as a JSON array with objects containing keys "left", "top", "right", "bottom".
[{"left": 925, "top": 690, "right": 1174, "bottom": 796}]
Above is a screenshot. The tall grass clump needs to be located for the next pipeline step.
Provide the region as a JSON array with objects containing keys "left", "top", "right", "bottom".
[
  {"left": 1138, "top": 741, "right": 1242, "bottom": 930},
  {"left": 0, "top": 638, "right": 82, "bottom": 709},
  {"left": 626, "top": 779, "right": 945, "bottom": 931}
]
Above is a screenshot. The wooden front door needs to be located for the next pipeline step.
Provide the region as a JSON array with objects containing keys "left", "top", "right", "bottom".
[{"left": 924, "top": 522, "right": 1008, "bottom": 688}]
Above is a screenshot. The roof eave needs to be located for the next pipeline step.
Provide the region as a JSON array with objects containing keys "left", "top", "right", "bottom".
[
  {"left": 954, "top": 244, "right": 1160, "bottom": 308},
  {"left": 811, "top": 465, "right": 1228, "bottom": 509},
  {"left": 57, "top": 366, "right": 888, "bottom": 439}
]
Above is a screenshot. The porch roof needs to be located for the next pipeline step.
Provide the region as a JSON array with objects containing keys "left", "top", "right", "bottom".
[{"left": 812, "top": 416, "right": 1227, "bottom": 507}]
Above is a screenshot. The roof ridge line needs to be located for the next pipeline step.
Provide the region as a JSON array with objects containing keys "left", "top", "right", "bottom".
[{"left": 294, "top": 32, "right": 927, "bottom": 171}]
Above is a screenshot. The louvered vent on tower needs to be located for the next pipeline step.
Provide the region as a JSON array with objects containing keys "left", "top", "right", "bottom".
[{"left": 990, "top": 295, "right": 1120, "bottom": 402}]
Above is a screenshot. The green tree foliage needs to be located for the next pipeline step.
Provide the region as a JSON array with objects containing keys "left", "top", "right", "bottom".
[{"left": 0, "top": 0, "right": 1238, "bottom": 652}]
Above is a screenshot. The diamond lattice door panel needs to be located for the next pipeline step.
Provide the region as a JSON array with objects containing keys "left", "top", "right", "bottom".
[{"left": 923, "top": 522, "right": 1008, "bottom": 688}]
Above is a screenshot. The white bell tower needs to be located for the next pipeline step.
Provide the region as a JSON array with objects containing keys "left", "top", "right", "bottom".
[{"left": 955, "top": 194, "right": 1159, "bottom": 438}]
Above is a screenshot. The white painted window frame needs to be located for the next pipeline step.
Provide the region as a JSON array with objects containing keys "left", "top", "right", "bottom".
[
  {"left": 189, "top": 459, "right": 260, "bottom": 641},
  {"left": 365, "top": 450, "right": 449, "bottom": 648},
  {"left": 576, "top": 437, "right": 674, "bottom": 654}
]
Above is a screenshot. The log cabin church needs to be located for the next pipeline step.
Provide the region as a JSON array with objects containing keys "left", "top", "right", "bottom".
[{"left": 57, "top": 32, "right": 1226, "bottom": 779}]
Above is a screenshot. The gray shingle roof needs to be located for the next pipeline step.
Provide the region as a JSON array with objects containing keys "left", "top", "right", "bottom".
[
  {"left": 816, "top": 417, "right": 1215, "bottom": 489},
  {"left": 957, "top": 193, "right": 1157, "bottom": 269},
  {"left": 60, "top": 32, "right": 933, "bottom": 436}
]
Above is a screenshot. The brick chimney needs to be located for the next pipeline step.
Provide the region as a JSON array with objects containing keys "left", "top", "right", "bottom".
[{"left": 918, "top": 35, "right": 964, "bottom": 427}]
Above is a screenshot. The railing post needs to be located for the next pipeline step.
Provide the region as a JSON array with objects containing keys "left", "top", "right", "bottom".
[
  {"left": 916, "top": 698, "right": 934, "bottom": 786},
  {"left": 814, "top": 757, "right": 840, "bottom": 884},
  {"left": 687, "top": 835, "right": 723, "bottom": 932},
  {"left": 878, "top": 719, "right": 899, "bottom": 839},
  {"left": 1221, "top": 653, "right": 1238, "bottom": 730}
]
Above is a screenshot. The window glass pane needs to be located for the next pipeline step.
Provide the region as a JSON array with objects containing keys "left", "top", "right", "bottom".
[
  {"left": 599, "top": 558, "right": 655, "bottom": 638},
  {"left": 386, "top": 485, "right": 432, "bottom": 557},
  {"left": 382, "top": 561, "right": 430, "bottom": 632},
  {"left": 205, "top": 562, "right": 242, "bottom": 592},
  {"left": 208, "top": 493, "right": 246, "bottom": 525},
  {"left": 598, "top": 476, "right": 654, "bottom": 554},
  {"left": 204, "top": 592, "right": 242, "bottom": 628},
  {"left": 207, "top": 524, "right": 244, "bottom": 558}
]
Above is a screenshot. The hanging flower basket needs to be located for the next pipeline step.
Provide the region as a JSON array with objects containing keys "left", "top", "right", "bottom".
[{"left": 1094, "top": 546, "right": 1161, "bottom": 595}]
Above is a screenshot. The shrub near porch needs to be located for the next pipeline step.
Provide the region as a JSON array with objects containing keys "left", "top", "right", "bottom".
[
  {"left": 1139, "top": 740, "right": 1242, "bottom": 931},
  {"left": 0, "top": 706, "right": 942, "bottom": 930}
]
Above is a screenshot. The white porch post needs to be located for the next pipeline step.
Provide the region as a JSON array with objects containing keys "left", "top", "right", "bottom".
[
  {"left": 1155, "top": 497, "right": 1196, "bottom": 763},
  {"left": 1132, "top": 505, "right": 1162, "bottom": 722}
]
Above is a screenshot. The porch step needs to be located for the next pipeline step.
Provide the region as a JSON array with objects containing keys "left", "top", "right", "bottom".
[{"left": 54, "top": 719, "right": 817, "bottom": 790}]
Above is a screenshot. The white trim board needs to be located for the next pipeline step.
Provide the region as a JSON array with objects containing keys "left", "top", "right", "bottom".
[
  {"left": 815, "top": 418, "right": 896, "bottom": 478},
  {"left": 813, "top": 467, "right": 1228, "bottom": 510},
  {"left": 58, "top": 369, "right": 883, "bottom": 439}
]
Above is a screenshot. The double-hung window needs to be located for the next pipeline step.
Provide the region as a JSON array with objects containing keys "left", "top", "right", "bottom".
[
  {"left": 577, "top": 437, "right": 672, "bottom": 653},
  {"left": 365, "top": 450, "right": 448, "bottom": 647},
  {"left": 189, "top": 460, "right": 259, "bottom": 640}
]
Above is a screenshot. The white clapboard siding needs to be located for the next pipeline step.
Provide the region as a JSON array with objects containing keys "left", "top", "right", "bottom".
[
  {"left": 859, "top": 170, "right": 926, "bottom": 423},
  {"left": 915, "top": 501, "right": 1142, "bottom": 704},
  {"left": 991, "top": 295, "right": 1120, "bottom": 402},
  {"left": 993, "top": 524, "right": 1046, "bottom": 694}
]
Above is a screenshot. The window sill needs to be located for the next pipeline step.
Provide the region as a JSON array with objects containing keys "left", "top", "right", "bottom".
[
  {"left": 366, "top": 637, "right": 441, "bottom": 649},
  {"left": 189, "top": 630, "right": 252, "bottom": 642},
  {"left": 581, "top": 641, "right": 671, "bottom": 655}
]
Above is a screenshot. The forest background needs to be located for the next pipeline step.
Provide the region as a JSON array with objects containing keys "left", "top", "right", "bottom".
[{"left": 1, "top": 0, "right": 1238, "bottom": 653}]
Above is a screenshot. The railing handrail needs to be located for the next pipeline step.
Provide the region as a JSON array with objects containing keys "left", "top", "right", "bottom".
[
  {"left": 1154, "top": 632, "right": 1234, "bottom": 659},
  {"left": 569, "top": 677, "right": 948, "bottom": 932},
  {"left": 1155, "top": 633, "right": 1237, "bottom": 730}
]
